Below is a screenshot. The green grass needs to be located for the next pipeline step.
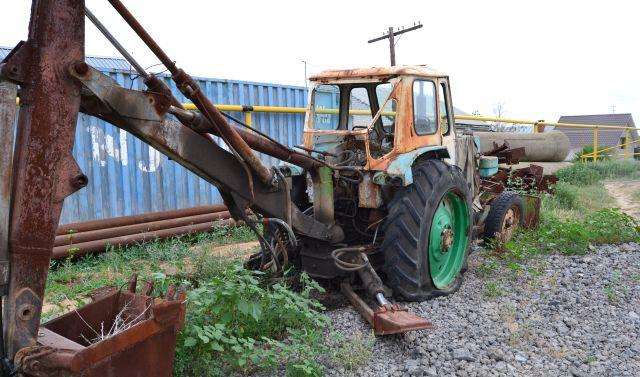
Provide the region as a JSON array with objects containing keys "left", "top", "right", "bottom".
[
  {"left": 483, "top": 281, "right": 505, "bottom": 298},
  {"left": 44, "top": 225, "right": 257, "bottom": 321},
  {"left": 555, "top": 159, "right": 640, "bottom": 185}
]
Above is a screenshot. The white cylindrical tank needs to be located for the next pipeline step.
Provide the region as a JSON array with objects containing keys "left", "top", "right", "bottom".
[{"left": 474, "top": 130, "right": 570, "bottom": 162}]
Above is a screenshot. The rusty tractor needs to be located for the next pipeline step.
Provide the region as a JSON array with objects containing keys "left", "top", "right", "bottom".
[{"left": 0, "top": 1, "right": 554, "bottom": 376}]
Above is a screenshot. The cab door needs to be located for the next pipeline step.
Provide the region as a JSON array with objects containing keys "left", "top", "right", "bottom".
[
  {"left": 437, "top": 77, "right": 457, "bottom": 164},
  {"left": 407, "top": 78, "right": 442, "bottom": 152}
]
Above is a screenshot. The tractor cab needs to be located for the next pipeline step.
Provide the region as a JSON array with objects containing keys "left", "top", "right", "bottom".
[{"left": 303, "top": 66, "right": 457, "bottom": 174}]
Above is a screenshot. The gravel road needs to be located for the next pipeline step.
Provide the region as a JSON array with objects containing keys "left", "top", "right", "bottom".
[{"left": 324, "top": 243, "right": 640, "bottom": 377}]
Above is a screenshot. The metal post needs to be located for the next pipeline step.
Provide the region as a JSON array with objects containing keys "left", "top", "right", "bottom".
[
  {"left": 388, "top": 27, "right": 396, "bottom": 66},
  {"left": 0, "top": 82, "right": 17, "bottom": 295},
  {"left": 367, "top": 23, "right": 422, "bottom": 67},
  {"left": 244, "top": 111, "right": 253, "bottom": 127},
  {"left": 593, "top": 127, "right": 599, "bottom": 161},
  {"left": 1, "top": 0, "right": 85, "bottom": 358},
  {"left": 626, "top": 128, "right": 632, "bottom": 159}
]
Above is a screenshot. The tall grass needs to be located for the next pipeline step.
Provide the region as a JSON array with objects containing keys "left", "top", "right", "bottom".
[{"left": 555, "top": 159, "right": 640, "bottom": 185}]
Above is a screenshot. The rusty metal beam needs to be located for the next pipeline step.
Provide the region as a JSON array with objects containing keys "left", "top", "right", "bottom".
[
  {"left": 0, "top": 0, "right": 87, "bottom": 359},
  {"left": 169, "top": 106, "right": 322, "bottom": 170},
  {"left": 57, "top": 204, "right": 227, "bottom": 235},
  {"left": 0, "top": 81, "right": 17, "bottom": 294},
  {"left": 52, "top": 219, "right": 236, "bottom": 260},
  {"left": 54, "top": 211, "right": 231, "bottom": 247}
]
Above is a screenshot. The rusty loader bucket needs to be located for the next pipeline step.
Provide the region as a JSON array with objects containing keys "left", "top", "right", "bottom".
[{"left": 15, "top": 277, "right": 185, "bottom": 377}]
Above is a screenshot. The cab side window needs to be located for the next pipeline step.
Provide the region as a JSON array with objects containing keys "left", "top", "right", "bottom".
[
  {"left": 413, "top": 80, "right": 437, "bottom": 135},
  {"left": 439, "top": 82, "right": 451, "bottom": 135}
]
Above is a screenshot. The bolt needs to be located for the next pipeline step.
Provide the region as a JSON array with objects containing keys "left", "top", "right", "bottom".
[
  {"left": 73, "top": 62, "right": 89, "bottom": 75},
  {"left": 72, "top": 174, "right": 88, "bottom": 188}
]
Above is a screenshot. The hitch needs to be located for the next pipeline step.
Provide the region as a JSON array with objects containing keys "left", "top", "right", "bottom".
[{"left": 333, "top": 247, "right": 432, "bottom": 335}]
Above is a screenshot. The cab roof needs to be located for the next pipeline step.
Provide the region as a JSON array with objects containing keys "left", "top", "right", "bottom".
[{"left": 309, "top": 65, "right": 447, "bottom": 81}]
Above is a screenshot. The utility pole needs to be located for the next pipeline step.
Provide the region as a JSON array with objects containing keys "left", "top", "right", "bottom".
[
  {"left": 368, "top": 22, "right": 423, "bottom": 66},
  {"left": 301, "top": 60, "right": 308, "bottom": 88}
]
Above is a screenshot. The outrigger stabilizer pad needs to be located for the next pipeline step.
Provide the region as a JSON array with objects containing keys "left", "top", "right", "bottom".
[
  {"left": 333, "top": 247, "right": 432, "bottom": 335},
  {"left": 340, "top": 281, "right": 432, "bottom": 335}
]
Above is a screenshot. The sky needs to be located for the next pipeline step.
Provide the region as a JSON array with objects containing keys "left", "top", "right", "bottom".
[{"left": 1, "top": 0, "right": 639, "bottom": 125}]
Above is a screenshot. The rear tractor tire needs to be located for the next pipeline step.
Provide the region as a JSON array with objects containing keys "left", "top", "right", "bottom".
[
  {"left": 483, "top": 191, "right": 524, "bottom": 243},
  {"left": 381, "top": 159, "right": 472, "bottom": 301}
]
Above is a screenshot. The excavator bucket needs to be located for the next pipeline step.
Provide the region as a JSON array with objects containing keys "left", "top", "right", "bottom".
[{"left": 341, "top": 282, "right": 432, "bottom": 336}]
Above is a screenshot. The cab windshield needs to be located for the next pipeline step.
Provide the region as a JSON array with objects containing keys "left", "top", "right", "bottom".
[{"left": 310, "top": 82, "right": 395, "bottom": 131}]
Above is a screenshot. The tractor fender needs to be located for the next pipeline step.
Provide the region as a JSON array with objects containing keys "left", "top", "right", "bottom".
[{"left": 384, "top": 146, "right": 450, "bottom": 186}]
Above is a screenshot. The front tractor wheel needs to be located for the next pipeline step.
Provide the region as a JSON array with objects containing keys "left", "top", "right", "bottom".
[{"left": 382, "top": 159, "right": 472, "bottom": 301}]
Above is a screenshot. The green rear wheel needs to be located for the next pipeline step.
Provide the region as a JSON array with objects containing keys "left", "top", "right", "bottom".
[
  {"left": 382, "top": 159, "right": 472, "bottom": 301},
  {"left": 428, "top": 191, "right": 470, "bottom": 289}
]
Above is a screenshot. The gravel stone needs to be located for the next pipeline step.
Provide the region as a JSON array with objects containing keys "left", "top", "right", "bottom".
[
  {"left": 452, "top": 348, "right": 476, "bottom": 362},
  {"left": 319, "top": 245, "right": 640, "bottom": 376}
]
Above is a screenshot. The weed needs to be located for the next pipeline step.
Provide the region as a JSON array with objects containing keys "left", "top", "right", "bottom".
[
  {"left": 483, "top": 281, "right": 504, "bottom": 298},
  {"left": 45, "top": 225, "right": 258, "bottom": 314},
  {"left": 174, "top": 267, "right": 327, "bottom": 376},
  {"left": 604, "top": 286, "right": 619, "bottom": 304},
  {"left": 477, "top": 259, "right": 500, "bottom": 278},
  {"left": 585, "top": 355, "right": 597, "bottom": 364},
  {"left": 330, "top": 331, "right": 375, "bottom": 371},
  {"left": 527, "top": 265, "right": 544, "bottom": 278},
  {"left": 603, "top": 270, "right": 628, "bottom": 304}
]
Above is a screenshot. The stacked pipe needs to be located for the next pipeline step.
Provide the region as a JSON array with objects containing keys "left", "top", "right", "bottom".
[{"left": 54, "top": 205, "right": 234, "bottom": 259}]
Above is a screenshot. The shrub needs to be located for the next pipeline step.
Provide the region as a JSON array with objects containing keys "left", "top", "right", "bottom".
[
  {"left": 555, "top": 160, "right": 640, "bottom": 185},
  {"left": 174, "top": 265, "right": 328, "bottom": 377},
  {"left": 573, "top": 145, "right": 611, "bottom": 162},
  {"left": 551, "top": 182, "right": 580, "bottom": 210},
  {"left": 505, "top": 208, "right": 640, "bottom": 256}
]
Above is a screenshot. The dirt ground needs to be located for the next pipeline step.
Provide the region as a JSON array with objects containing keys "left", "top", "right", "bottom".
[{"left": 604, "top": 180, "right": 640, "bottom": 219}]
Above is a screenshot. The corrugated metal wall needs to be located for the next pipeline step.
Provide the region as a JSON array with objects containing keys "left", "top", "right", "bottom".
[{"left": 0, "top": 47, "right": 308, "bottom": 224}]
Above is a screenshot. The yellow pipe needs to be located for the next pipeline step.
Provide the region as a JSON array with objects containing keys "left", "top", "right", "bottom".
[
  {"left": 581, "top": 137, "right": 640, "bottom": 158},
  {"left": 183, "top": 102, "right": 634, "bottom": 132},
  {"left": 244, "top": 112, "right": 252, "bottom": 127},
  {"left": 593, "top": 127, "right": 599, "bottom": 161},
  {"left": 183, "top": 103, "right": 395, "bottom": 116},
  {"left": 455, "top": 114, "right": 635, "bottom": 130}
]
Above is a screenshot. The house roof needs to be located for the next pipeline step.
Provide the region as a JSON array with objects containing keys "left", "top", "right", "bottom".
[{"left": 555, "top": 113, "right": 638, "bottom": 149}]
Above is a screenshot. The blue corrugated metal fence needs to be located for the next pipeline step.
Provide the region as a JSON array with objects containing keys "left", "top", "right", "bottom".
[{"left": 0, "top": 47, "right": 308, "bottom": 224}]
